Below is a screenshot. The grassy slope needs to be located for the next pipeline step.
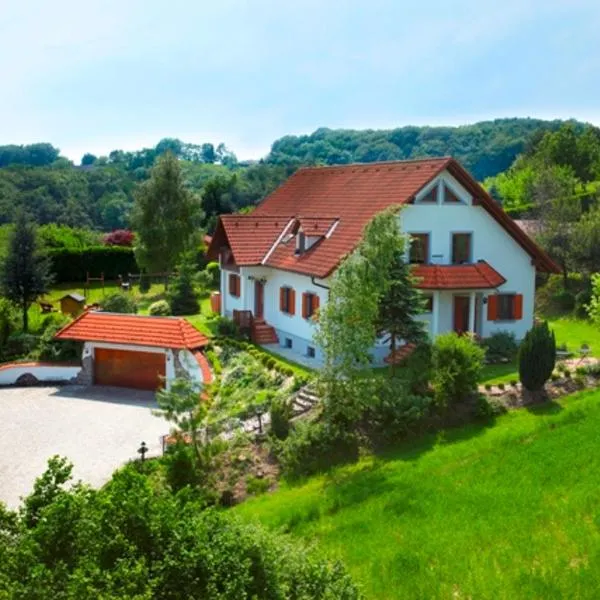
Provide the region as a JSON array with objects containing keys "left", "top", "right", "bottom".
[{"left": 236, "top": 389, "right": 600, "bottom": 599}]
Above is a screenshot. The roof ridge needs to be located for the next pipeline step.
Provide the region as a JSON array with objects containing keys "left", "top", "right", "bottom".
[{"left": 297, "top": 157, "right": 452, "bottom": 173}]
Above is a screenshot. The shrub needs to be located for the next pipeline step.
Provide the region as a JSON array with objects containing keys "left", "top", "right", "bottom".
[
  {"left": 0, "top": 298, "right": 19, "bottom": 355},
  {"left": 518, "top": 321, "right": 556, "bottom": 392},
  {"left": 266, "top": 357, "right": 276, "bottom": 370},
  {"left": 475, "top": 394, "right": 507, "bottom": 419},
  {"left": 484, "top": 383, "right": 492, "bottom": 391},
  {"left": 510, "top": 380, "right": 518, "bottom": 387},
  {"left": 270, "top": 398, "right": 292, "bottom": 440},
  {"left": 162, "top": 442, "right": 201, "bottom": 493},
  {"left": 213, "top": 316, "right": 240, "bottom": 338},
  {"left": 481, "top": 331, "right": 518, "bottom": 363},
  {"left": 585, "top": 363, "right": 600, "bottom": 378},
  {"left": 36, "top": 316, "right": 81, "bottom": 362},
  {"left": 280, "top": 421, "right": 359, "bottom": 478},
  {"left": 574, "top": 374, "right": 586, "bottom": 388},
  {"left": 205, "top": 349, "right": 222, "bottom": 376},
  {"left": 401, "top": 342, "right": 432, "bottom": 394},
  {"left": 550, "top": 372, "right": 560, "bottom": 382},
  {"left": 575, "top": 289, "right": 592, "bottom": 319},
  {"left": 497, "top": 383, "right": 505, "bottom": 391},
  {"left": 431, "top": 333, "right": 485, "bottom": 406},
  {"left": 246, "top": 475, "right": 271, "bottom": 496},
  {"left": 575, "top": 366, "right": 587, "bottom": 377},
  {"left": 149, "top": 300, "right": 171, "bottom": 316},
  {"left": 4, "top": 332, "right": 39, "bottom": 360},
  {"left": 564, "top": 369, "right": 572, "bottom": 379},
  {"left": 103, "top": 229, "right": 135, "bottom": 247},
  {"left": 101, "top": 293, "right": 137, "bottom": 314},
  {"left": 552, "top": 290, "right": 576, "bottom": 312},
  {"left": 46, "top": 246, "right": 137, "bottom": 282}
]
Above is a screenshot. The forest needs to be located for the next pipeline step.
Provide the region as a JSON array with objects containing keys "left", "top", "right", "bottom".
[{"left": 0, "top": 117, "right": 590, "bottom": 235}]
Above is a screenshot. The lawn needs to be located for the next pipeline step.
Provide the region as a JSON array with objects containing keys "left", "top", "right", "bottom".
[
  {"left": 480, "top": 316, "right": 600, "bottom": 385},
  {"left": 235, "top": 388, "right": 600, "bottom": 598}
]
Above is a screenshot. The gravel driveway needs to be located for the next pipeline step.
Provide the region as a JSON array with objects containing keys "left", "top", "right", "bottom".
[{"left": 0, "top": 385, "right": 170, "bottom": 509}]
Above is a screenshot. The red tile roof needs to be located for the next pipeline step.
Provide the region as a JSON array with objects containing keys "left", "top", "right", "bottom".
[
  {"left": 413, "top": 261, "right": 506, "bottom": 289},
  {"left": 193, "top": 350, "right": 213, "bottom": 384},
  {"left": 54, "top": 312, "right": 209, "bottom": 350},
  {"left": 207, "top": 157, "right": 559, "bottom": 277}
]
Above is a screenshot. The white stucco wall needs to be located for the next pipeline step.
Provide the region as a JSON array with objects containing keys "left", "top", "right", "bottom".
[
  {"left": 0, "top": 365, "right": 81, "bottom": 386},
  {"left": 177, "top": 349, "right": 204, "bottom": 385},
  {"left": 401, "top": 170, "right": 536, "bottom": 340},
  {"left": 221, "top": 268, "right": 244, "bottom": 316}
]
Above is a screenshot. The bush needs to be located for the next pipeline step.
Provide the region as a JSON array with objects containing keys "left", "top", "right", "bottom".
[
  {"left": 401, "top": 342, "right": 432, "bottom": 394},
  {"left": 270, "top": 398, "right": 292, "bottom": 440},
  {"left": 246, "top": 475, "right": 270, "bottom": 496},
  {"left": 206, "top": 261, "right": 220, "bottom": 288},
  {"left": 497, "top": 382, "right": 505, "bottom": 391},
  {"left": 551, "top": 290, "right": 576, "bottom": 312},
  {"left": 163, "top": 442, "right": 201, "bottom": 493},
  {"left": 103, "top": 229, "right": 134, "bottom": 247},
  {"left": 510, "top": 380, "right": 518, "bottom": 387},
  {"left": 101, "top": 293, "right": 137, "bottom": 314},
  {"left": 575, "top": 289, "right": 592, "bottom": 319},
  {"left": 36, "top": 316, "right": 81, "bottom": 362},
  {"left": 575, "top": 366, "right": 587, "bottom": 377},
  {"left": 149, "top": 300, "right": 171, "bottom": 316},
  {"left": 4, "top": 332, "right": 39, "bottom": 360},
  {"left": 46, "top": 246, "right": 138, "bottom": 282},
  {"left": 431, "top": 333, "right": 485, "bottom": 406},
  {"left": 550, "top": 372, "right": 560, "bottom": 382},
  {"left": 280, "top": 421, "right": 359, "bottom": 478},
  {"left": 518, "top": 321, "right": 556, "bottom": 393},
  {"left": 574, "top": 374, "right": 586, "bottom": 388},
  {"left": 475, "top": 395, "right": 507, "bottom": 419},
  {"left": 0, "top": 298, "right": 19, "bottom": 356},
  {"left": 481, "top": 331, "right": 518, "bottom": 363},
  {"left": 214, "top": 316, "right": 240, "bottom": 338}
]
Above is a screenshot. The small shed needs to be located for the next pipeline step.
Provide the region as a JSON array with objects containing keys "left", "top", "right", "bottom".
[{"left": 60, "top": 293, "right": 86, "bottom": 317}]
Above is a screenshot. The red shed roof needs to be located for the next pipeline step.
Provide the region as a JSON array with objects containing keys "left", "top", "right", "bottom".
[
  {"left": 54, "top": 312, "right": 209, "bottom": 350},
  {"left": 413, "top": 261, "right": 506, "bottom": 289},
  {"left": 207, "top": 157, "right": 559, "bottom": 277}
]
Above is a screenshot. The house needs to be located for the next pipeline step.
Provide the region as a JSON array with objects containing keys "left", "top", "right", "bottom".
[
  {"left": 60, "top": 293, "right": 86, "bottom": 317},
  {"left": 207, "top": 157, "right": 559, "bottom": 365},
  {"left": 54, "top": 311, "right": 211, "bottom": 390}
]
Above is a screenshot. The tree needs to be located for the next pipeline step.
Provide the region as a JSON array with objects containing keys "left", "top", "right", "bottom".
[
  {"left": 201, "top": 143, "right": 216, "bottom": 164},
  {"left": 1, "top": 211, "right": 52, "bottom": 332},
  {"left": 154, "top": 378, "right": 210, "bottom": 471},
  {"left": 518, "top": 322, "right": 556, "bottom": 397},
  {"left": 169, "top": 252, "right": 200, "bottom": 315},
  {"left": 101, "top": 293, "right": 137, "bottom": 314},
  {"left": 131, "top": 152, "right": 200, "bottom": 285},
  {"left": 80, "top": 153, "right": 97, "bottom": 166},
  {"left": 571, "top": 206, "right": 600, "bottom": 275}
]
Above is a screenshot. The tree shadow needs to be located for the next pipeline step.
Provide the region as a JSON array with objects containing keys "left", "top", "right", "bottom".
[{"left": 51, "top": 385, "right": 157, "bottom": 408}]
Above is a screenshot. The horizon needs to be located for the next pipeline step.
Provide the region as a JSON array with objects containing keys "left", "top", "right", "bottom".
[{"left": 2, "top": 0, "right": 599, "bottom": 163}]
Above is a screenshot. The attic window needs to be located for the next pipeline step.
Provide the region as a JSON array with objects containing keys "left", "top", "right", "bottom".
[
  {"left": 444, "top": 186, "right": 462, "bottom": 203},
  {"left": 295, "top": 231, "right": 306, "bottom": 255},
  {"left": 419, "top": 185, "right": 438, "bottom": 203}
]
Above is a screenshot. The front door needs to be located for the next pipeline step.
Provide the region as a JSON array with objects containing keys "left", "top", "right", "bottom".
[
  {"left": 453, "top": 295, "right": 470, "bottom": 334},
  {"left": 254, "top": 281, "right": 264, "bottom": 319}
]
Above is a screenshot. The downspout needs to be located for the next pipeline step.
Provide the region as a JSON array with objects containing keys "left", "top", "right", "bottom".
[{"left": 311, "top": 276, "right": 330, "bottom": 292}]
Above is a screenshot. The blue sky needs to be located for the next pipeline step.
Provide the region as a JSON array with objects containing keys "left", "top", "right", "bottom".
[{"left": 1, "top": 0, "right": 599, "bottom": 162}]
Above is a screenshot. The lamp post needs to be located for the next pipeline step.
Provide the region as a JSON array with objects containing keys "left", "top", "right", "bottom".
[{"left": 137, "top": 441, "right": 148, "bottom": 463}]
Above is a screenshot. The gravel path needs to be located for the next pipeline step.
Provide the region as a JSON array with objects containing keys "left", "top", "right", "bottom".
[{"left": 0, "top": 385, "right": 170, "bottom": 509}]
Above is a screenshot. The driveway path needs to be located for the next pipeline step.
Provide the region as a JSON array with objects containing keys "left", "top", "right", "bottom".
[{"left": 0, "top": 385, "right": 170, "bottom": 509}]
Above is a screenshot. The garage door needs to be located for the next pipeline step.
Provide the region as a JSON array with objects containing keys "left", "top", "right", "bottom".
[{"left": 94, "top": 348, "right": 166, "bottom": 390}]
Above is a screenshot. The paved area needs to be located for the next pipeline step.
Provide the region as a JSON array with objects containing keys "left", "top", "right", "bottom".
[{"left": 0, "top": 385, "right": 170, "bottom": 509}]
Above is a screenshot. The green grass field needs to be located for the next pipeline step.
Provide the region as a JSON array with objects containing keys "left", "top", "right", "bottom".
[{"left": 236, "top": 388, "right": 600, "bottom": 598}]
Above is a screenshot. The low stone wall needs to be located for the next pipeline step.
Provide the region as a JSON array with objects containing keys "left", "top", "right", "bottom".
[{"left": 0, "top": 362, "right": 81, "bottom": 386}]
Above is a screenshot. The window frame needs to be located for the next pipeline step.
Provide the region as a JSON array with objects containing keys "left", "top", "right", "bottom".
[
  {"left": 451, "top": 232, "right": 472, "bottom": 264},
  {"left": 497, "top": 293, "right": 516, "bottom": 321},
  {"left": 305, "top": 292, "right": 318, "bottom": 318},
  {"left": 306, "top": 346, "right": 316, "bottom": 358},
  {"left": 409, "top": 233, "right": 430, "bottom": 264},
  {"left": 228, "top": 273, "right": 241, "bottom": 298},
  {"left": 422, "top": 293, "right": 434, "bottom": 313},
  {"left": 418, "top": 185, "right": 438, "bottom": 204},
  {"left": 280, "top": 287, "right": 294, "bottom": 315}
]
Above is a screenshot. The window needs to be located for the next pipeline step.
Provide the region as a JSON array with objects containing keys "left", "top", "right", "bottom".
[
  {"left": 423, "top": 294, "right": 433, "bottom": 313},
  {"left": 409, "top": 233, "right": 429, "bottom": 264},
  {"left": 279, "top": 287, "right": 296, "bottom": 315},
  {"left": 295, "top": 231, "right": 306, "bottom": 255},
  {"left": 444, "top": 185, "right": 461, "bottom": 203},
  {"left": 451, "top": 233, "right": 472, "bottom": 264},
  {"left": 284, "top": 338, "right": 293, "bottom": 349},
  {"left": 307, "top": 346, "right": 316, "bottom": 358},
  {"left": 302, "top": 292, "right": 320, "bottom": 319},
  {"left": 228, "top": 273, "right": 240, "bottom": 297},
  {"left": 419, "top": 185, "right": 438, "bottom": 203},
  {"left": 487, "top": 294, "right": 523, "bottom": 321}
]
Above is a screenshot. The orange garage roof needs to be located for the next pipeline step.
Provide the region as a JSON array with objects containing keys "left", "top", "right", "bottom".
[{"left": 54, "top": 311, "right": 209, "bottom": 350}]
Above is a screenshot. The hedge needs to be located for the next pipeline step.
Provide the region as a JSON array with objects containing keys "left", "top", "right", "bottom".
[{"left": 47, "top": 246, "right": 139, "bottom": 282}]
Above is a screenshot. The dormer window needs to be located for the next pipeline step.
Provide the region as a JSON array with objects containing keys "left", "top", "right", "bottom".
[
  {"left": 295, "top": 231, "right": 306, "bottom": 255},
  {"left": 419, "top": 186, "right": 438, "bottom": 203},
  {"left": 443, "top": 185, "right": 462, "bottom": 204}
]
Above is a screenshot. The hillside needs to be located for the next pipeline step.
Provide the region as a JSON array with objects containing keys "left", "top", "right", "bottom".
[
  {"left": 267, "top": 118, "right": 583, "bottom": 180},
  {"left": 236, "top": 389, "right": 600, "bottom": 599}
]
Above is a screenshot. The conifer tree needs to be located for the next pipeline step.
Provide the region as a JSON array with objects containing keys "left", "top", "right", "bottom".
[
  {"left": 1, "top": 211, "right": 52, "bottom": 332},
  {"left": 169, "top": 252, "right": 200, "bottom": 315},
  {"left": 518, "top": 321, "right": 556, "bottom": 396}
]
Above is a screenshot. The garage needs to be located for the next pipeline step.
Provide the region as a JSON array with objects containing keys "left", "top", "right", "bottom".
[
  {"left": 54, "top": 311, "right": 210, "bottom": 392},
  {"left": 94, "top": 348, "right": 166, "bottom": 390}
]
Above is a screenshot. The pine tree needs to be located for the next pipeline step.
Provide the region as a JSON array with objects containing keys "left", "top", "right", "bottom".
[
  {"left": 169, "top": 252, "right": 200, "bottom": 315},
  {"left": 131, "top": 152, "right": 200, "bottom": 287},
  {"left": 1, "top": 211, "right": 52, "bottom": 332},
  {"left": 376, "top": 247, "right": 427, "bottom": 367},
  {"left": 518, "top": 321, "right": 556, "bottom": 395}
]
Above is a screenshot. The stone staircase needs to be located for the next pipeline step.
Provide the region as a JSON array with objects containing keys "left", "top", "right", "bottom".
[
  {"left": 292, "top": 385, "right": 320, "bottom": 416},
  {"left": 251, "top": 319, "right": 278, "bottom": 345}
]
